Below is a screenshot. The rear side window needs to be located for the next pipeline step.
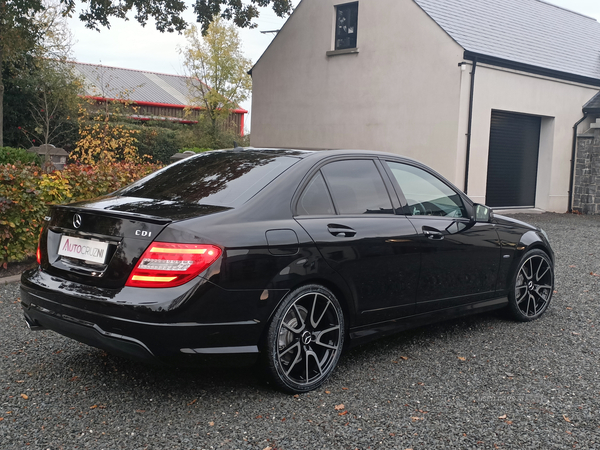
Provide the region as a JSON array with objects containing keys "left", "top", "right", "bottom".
[
  {"left": 297, "top": 172, "right": 335, "bottom": 215},
  {"left": 119, "top": 150, "right": 301, "bottom": 207},
  {"left": 321, "top": 160, "right": 393, "bottom": 215}
]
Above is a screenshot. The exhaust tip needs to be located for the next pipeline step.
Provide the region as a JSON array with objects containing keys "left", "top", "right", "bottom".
[{"left": 24, "top": 315, "right": 45, "bottom": 331}]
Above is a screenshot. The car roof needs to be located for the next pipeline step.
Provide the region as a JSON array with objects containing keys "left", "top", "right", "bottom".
[{"left": 244, "top": 147, "right": 422, "bottom": 165}]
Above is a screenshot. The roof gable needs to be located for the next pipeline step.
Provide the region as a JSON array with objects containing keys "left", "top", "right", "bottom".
[
  {"left": 414, "top": 0, "right": 600, "bottom": 82},
  {"left": 583, "top": 91, "right": 600, "bottom": 113}
]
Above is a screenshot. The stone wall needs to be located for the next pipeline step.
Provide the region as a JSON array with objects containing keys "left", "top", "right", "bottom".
[{"left": 573, "top": 120, "right": 600, "bottom": 214}]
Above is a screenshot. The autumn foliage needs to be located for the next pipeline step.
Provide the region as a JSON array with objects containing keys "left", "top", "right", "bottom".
[{"left": 0, "top": 161, "right": 161, "bottom": 266}]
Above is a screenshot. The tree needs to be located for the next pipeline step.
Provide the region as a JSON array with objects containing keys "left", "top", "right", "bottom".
[
  {"left": 22, "top": 1, "right": 81, "bottom": 151},
  {"left": 182, "top": 19, "right": 252, "bottom": 136},
  {"left": 22, "top": 60, "right": 81, "bottom": 149},
  {"left": 0, "top": 0, "right": 44, "bottom": 147},
  {"left": 66, "top": 0, "right": 293, "bottom": 34},
  {"left": 192, "top": 0, "right": 293, "bottom": 33},
  {"left": 1, "top": 0, "right": 293, "bottom": 146}
]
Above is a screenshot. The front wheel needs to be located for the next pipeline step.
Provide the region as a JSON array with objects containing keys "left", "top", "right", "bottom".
[
  {"left": 263, "top": 284, "right": 345, "bottom": 393},
  {"left": 508, "top": 249, "right": 554, "bottom": 321}
]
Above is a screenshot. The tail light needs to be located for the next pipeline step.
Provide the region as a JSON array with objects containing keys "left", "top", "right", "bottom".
[
  {"left": 126, "top": 243, "right": 222, "bottom": 288},
  {"left": 36, "top": 227, "right": 44, "bottom": 265}
]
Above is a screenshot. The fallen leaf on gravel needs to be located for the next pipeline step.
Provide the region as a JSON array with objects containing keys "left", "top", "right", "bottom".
[
  {"left": 339, "top": 411, "right": 348, "bottom": 416},
  {"left": 293, "top": 394, "right": 299, "bottom": 398},
  {"left": 209, "top": 421, "right": 215, "bottom": 426},
  {"left": 400, "top": 356, "right": 408, "bottom": 360},
  {"left": 16, "top": 380, "right": 24, "bottom": 383},
  {"left": 569, "top": 265, "right": 576, "bottom": 268},
  {"left": 590, "top": 272, "right": 599, "bottom": 277},
  {"left": 572, "top": 332, "right": 580, "bottom": 335},
  {"left": 411, "top": 416, "right": 423, "bottom": 421},
  {"left": 342, "top": 387, "right": 348, "bottom": 390},
  {"left": 188, "top": 399, "right": 197, "bottom": 406},
  {"left": 506, "top": 420, "right": 513, "bottom": 425},
  {"left": 325, "top": 391, "right": 331, "bottom": 394},
  {"left": 20, "top": 394, "right": 28, "bottom": 400},
  {"left": 263, "top": 447, "right": 272, "bottom": 450},
  {"left": 90, "top": 405, "right": 97, "bottom": 409},
  {"left": 458, "top": 356, "right": 466, "bottom": 361},
  {"left": 334, "top": 404, "right": 345, "bottom": 410},
  {"left": 566, "top": 307, "right": 572, "bottom": 310},
  {"left": 563, "top": 415, "right": 571, "bottom": 422},
  {"left": 0, "top": 418, "right": 3, "bottom": 421},
  {"left": 498, "top": 414, "right": 507, "bottom": 419}
]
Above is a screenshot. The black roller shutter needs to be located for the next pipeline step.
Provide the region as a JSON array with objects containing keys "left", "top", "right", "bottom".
[{"left": 485, "top": 111, "right": 541, "bottom": 208}]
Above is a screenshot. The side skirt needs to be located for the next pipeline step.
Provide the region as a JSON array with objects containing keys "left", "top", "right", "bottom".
[{"left": 348, "top": 297, "right": 508, "bottom": 347}]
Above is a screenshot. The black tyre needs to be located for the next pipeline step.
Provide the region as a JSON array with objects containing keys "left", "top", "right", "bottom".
[
  {"left": 263, "top": 284, "right": 345, "bottom": 393},
  {"left": 508, "top": 249, "right": 554, "bottom": 321}
]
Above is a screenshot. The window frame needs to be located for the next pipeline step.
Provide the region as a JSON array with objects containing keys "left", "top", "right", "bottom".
[{"left": 334, "top": 2, "right": 359, "bottom": 51}]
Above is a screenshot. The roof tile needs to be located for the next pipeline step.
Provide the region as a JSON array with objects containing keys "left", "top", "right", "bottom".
[{"left": 414, "top": 0, "right": 600, "bottom": 81}]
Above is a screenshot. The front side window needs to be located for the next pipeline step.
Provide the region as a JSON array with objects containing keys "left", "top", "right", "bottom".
[
  {"left": 386, "top": 162, "right": 467, "bottom": 218},
  {"left": 335, "top": 2, "right": 358, "bottom": 50},
  {"left": 322, "top": 160, "right": 393, "bottom": 215}
]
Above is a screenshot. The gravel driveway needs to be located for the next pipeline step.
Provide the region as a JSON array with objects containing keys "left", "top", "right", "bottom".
[{"left": 1, "top": 212, "right": 599, "bottom": 449}]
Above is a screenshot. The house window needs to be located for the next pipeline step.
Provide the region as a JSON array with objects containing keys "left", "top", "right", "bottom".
[{"left": 335, "top": 2, "right": 358, "bottom": 50}]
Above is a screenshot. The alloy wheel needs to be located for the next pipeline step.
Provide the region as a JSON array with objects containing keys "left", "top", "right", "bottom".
[
  {"left": 275, "top": 291, "right": 343, "bottom": 388},
  {"left": 514, "top": 254, "right": 553, "bottom": 318}
]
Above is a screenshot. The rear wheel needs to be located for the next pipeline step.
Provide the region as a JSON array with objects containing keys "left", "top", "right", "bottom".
[
  {"left": 264, "top": 284, "right": 344, "bottom": 393},
  {"left": 508, "top": 249, "right": 554, "bottom": 321}
]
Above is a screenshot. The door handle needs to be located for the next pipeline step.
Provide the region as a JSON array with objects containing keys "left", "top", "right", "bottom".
[
  {"left": 422, "top": 226, "right": 444, "bottom": 240},
  {"left": 327, "top": 225, "right": 356, "bottom": 238}
]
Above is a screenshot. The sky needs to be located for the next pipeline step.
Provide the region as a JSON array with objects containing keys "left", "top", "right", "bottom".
[{"left": 66, "top": 0, "right": 600, "bottom": 130}]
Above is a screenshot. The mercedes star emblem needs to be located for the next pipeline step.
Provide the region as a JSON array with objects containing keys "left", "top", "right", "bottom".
[{"left": 73, "top": 214, "right": 82, "bottom": 229}]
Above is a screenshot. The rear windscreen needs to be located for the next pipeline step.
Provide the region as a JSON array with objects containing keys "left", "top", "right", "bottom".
[{"left": 119, "top": 150, "right": 301, "bottom": 207}]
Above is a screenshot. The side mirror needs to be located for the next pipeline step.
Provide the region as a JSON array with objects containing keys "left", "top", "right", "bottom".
[{"left": 473, "top": 204, "right": 492, "bottom": 223}]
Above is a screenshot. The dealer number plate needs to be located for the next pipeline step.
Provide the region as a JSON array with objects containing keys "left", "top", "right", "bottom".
[{"left": 58, "top": 236, "right": 109, "bottom": 264}]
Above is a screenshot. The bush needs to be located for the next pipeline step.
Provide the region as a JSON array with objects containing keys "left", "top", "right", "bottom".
[
  {"left": 0, "top": 161, "right": 162, "bottom": 267},
  {"left": 0, "top": 147, "right": 41, "bottom": 165},
  {"left": 134, "top": 124, "right": 184, "bottom": 164},
  {"left": 0, "top": 163, "right": 47, "bottom": 265},
  {"left": 62, "top": 162, "right": 162, "bottom": 202}
]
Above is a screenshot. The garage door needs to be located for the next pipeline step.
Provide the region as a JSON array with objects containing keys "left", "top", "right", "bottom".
[{"left": 485, "top": 111, "right": 541, "bottom": 208}]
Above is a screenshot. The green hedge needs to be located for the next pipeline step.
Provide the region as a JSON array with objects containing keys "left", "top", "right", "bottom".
[
  {"left": 0, "top": 161, "right": 162, "bottom": 266},
  {"left": 0, "top": 147, "right": 41, "bottom": 165}
]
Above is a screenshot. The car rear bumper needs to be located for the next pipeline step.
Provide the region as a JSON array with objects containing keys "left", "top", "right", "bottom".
[{"left": 19, "top": 269, "right": 279, "bottom": 367}]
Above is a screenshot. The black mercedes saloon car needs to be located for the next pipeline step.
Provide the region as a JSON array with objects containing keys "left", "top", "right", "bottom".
[{"left": 21, "top": 148, "right": 554, "bottom": 393}]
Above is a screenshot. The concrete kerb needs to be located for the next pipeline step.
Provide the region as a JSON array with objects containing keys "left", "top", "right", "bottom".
[{"left": 1, "top": 274, "right": 22, "bottom": 285}]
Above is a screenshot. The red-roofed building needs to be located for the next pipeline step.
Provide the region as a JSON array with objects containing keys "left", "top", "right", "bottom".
[{"left": 73, "top": 62, "right": 247, "bottom": 135}]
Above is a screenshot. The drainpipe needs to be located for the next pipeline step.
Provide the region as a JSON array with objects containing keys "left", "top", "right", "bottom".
[
  {"left": 568, "top": 112, "right": 588, "bottom": 213},
  {"left": 464, "top": 59, "right": 477, "bottom": 194}
]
